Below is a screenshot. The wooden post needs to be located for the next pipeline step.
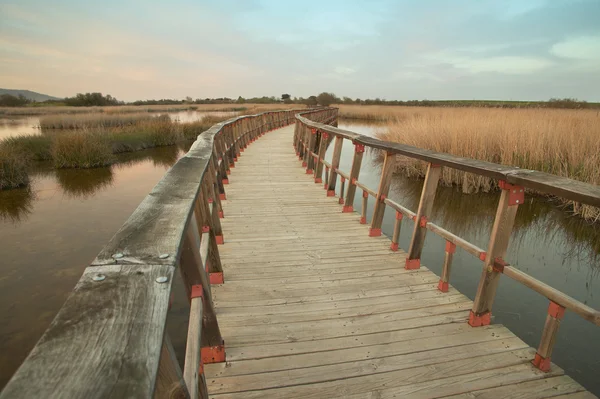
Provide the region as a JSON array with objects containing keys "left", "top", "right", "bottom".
[
  {"left": 193, "top": 186, "right": 224, "bottom": 282},
  {"left": 154, "top": 335, "right": 190, "bottom": 399},
  {"left": 180, "top": 216, "right": 225, "bottom": 364},
  {"left": 533, "top": 301, "right": 566, "bottom": 372},
  {"left": 314, "top": 132, "right": 328, "bottom": 184},
  {"left": 390, "top": 211, "right": 403, "bottom": 251},
  {"left": 369, "top": 151, "right": 395, "bottom": 237},
  {"left": 360, "top": 190, "right": 368, "bottom": 224},
  {"left": 305, "top": 128, "right": 317, "bottom": 174},
  {"left": 343, "top": 143, "right": 365, "bottom": 213},
  {"left": 470, "top": 181, "right": 523, "bottom": 326},
  {"left": 327, "top": 136, "right": 344, "bottom": 196},
  {"left": 183, "top": 286, "right": 208, "bottom": 399},
  {"left": 324, "top": 166, "right": 329, "bottom": 188},
  {"left": 293, "top": 122, "right": 300, "bottom": 156},
  {"left": 208, "top": 160, "right": 224, "bottom": 217},
  {"left": 339, "top": 177, "right": 346, "bottom": 205},
  {"left": 405, "top": 163, "right": 441, "bottom": 269},
  {"left": 438, "top": 241, "right": 456, "bottom": 292},
  {"left": 301, "top": 125, "right": 310, "bottom": 167}
]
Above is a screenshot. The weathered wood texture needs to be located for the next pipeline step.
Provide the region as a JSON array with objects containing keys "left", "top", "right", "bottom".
[{"left": 204, "top": 125, "right": 593, "bottom": 398}]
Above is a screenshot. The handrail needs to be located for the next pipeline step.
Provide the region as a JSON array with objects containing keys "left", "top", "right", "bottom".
[
  {"left": 0, "top": 107, "right": 316, "bottom": 398},
  {"left": 294, "top": 108, "right": 600, "bottom": 374}
]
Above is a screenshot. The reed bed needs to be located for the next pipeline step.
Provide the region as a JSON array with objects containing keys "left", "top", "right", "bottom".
[
  {"left": 40, "top": 113, "right": 154, "bottom": 130},
  {"left": 0, "top": 112, "right": 236, "bottom": 188},
  {"left": 0, "top": 103, "right": 297, "bottom": 116},
  {"left": 375, "top": 107, "right": 600, "bottom": 222}
]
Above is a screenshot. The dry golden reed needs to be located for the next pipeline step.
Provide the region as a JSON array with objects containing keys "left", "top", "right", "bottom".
[{"left": 369, "top": 106, "right": 600, "bottom": 222}]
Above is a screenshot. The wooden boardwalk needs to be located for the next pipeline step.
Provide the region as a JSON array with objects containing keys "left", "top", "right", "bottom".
[{"left": 204, "top": 125, "right": 593, "bottom": 398}]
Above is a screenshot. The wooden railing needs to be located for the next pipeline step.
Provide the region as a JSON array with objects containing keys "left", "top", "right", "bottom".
[
  {"left": 294, "top": 108, "right": 600, "bottom": 373},
  {"left": 0, "top": 108, "right": 333, "bottom": 399}
]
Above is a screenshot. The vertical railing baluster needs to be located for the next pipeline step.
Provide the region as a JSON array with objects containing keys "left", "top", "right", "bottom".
[
  {"left": 438, "top": 241, "right": 456, "bottom": 292},
  {"left": 369, "top": 151, "right": 395, "bottom": 237},
  {"left": 314, "top": 132, "right": 328, "bottom": 184},
  {"left": 405, "top": 163, "right": 441, "bottom": 269},
  {"left": 339, "top": 177, "right": 346, "bottom": 205},
  {"left": 343, "top": 143, "right": 364, "bottom": 213},
  {"left": 533, "top": 301, "right": 566, "bottom": 372},
  {"left": 305, "top": 128, "right": 317, "bottom": 174},
  {"left": 327, "top": 136, "right": 344, "bottom": 197},
  {"left": 360, "top": 190, "right": 368, "bottom": 224},
  {"left": 390, "top": 211, "right": 403, "bottom": 251},
  {"left": 154, "top": 335, "right": 189, "bottom": 399},
  {"left": 470, "top": 180, "right": 523, "bottom": 326},
  {"left": 180, "top": 214, "right": 225, "bottom": 364}
]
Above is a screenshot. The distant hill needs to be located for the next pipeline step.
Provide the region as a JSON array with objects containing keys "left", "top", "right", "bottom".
[{"left": 0, "top": 88, "right": 62, "bottom": 102}]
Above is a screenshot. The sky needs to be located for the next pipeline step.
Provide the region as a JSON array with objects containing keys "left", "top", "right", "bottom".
[{"left": 1, "top": 0, "right": 599, "bottom": 102}]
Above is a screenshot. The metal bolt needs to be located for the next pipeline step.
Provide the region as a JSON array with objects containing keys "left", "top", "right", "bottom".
[
  {"left": 159, "top": 254, "right": 169, "bottom": 259},
  {"left": 516, "top": 200, "right": 520, "bottom": 204},
  {"left": 113, "top": 253, "right": 124, "bottom": 259},
  {"left": 92, "top": 274, "right": 106, "bottom": 282},
  {"left": 512, "top": 190, "right": 516, "bottom": 193},
  {"left": 156, "top": 276, "right": 169, "bottom": 283},
  {"left": 519, "top": 189, "right": 523, "bottom": 192}
]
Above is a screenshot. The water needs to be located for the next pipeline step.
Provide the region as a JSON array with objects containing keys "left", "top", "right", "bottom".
[
  {"left": 0, "top": 119, "right": 598, "bottom": 394},
  {"left": 0, "top": 111, "right": 237, "bottom": 139}
]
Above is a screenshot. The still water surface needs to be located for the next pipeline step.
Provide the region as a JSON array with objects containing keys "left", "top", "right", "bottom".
[{"left": 0, "top": 120, "right": 598, "bottom": 394}]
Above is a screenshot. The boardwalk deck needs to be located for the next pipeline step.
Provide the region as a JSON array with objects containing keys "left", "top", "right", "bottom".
[{"left": 204, "top": 125, "right": 593, "bottom": 398}]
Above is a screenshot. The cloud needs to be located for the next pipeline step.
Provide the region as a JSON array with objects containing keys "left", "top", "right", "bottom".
[
  {"left": 334, "top": 66, "right": 356, "bottom": 75},
  {"left": 551, "top": 35, "right": 600, "bottom": 61}
]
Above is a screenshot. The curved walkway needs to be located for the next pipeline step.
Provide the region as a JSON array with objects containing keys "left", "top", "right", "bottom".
[{"left": 205, "top": 125, "right": 592, "bottom": 399}]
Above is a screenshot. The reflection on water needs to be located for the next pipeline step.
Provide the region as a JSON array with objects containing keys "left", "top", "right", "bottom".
[
  {"left": 0, "top": 117, "right": 40, "bottom": 139},
  {"left": 0, "top": 188, "right": 36, "bottom": 223},
  {"left": 54, "top": 168, "right": 114, "bottom": 199}
]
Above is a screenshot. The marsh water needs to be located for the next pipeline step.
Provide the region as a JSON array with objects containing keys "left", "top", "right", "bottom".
[{"left": 0, "top": 120, "right": 599, "bottom": 394}]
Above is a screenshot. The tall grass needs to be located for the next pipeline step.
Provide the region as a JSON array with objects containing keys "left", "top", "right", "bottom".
[
  {"left": 0, "top": 139, "right": 32, "bottom": 189},
  {"left": 0, "top": 103, "right": 297, "bottom": 116},
  {"left": 51, "top": 131, "right": 115, "bottom": 168},
  {"left": 40, "top": 113, "right": 154, "bottom": 129},
  {"left": 375, "top": 107, "right": 600, "bottom": 222}
]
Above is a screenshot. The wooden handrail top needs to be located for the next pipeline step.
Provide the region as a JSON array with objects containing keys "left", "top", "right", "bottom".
[{"left": 296, "top": 112, "right": 600, "bottom": 208}]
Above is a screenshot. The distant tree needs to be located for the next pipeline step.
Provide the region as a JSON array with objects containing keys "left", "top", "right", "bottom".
[
  {"left": 0, "top": 94, "right": 30, "bottom": 107},
  {"left": 184, "top": 96, "right": 193, "bottom": 103},
  {"left": 342, "top": 96, "right": 353, "bottom": 105},
  {"left": 316, "top": 92, "right": 337, "bottom": 106},
  {"left": 281, "top": 93, "right": 292, "bottom": 104},
  {"left": 237, "top": 96, "right": 245, "bottom": 104},
  {"left": 306, "top": 96, "right": 318, "bottom": 107},
  {"left": 64, "top": 92, "right": 120, "bottom": 106}
]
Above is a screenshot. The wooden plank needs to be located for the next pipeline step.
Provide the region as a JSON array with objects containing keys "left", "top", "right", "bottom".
[
  {"left": 210, "top": 349, "right": 549, "bottom": 399},
  {"left": 218, "top": 323, "right": 509, "bottom": 363},
  {"left": 0, "top": 264, "right": 174, "bottom": 399},
  {"left": 444, "top": 375, "right": 586, "bottom": 398},
  {"left": 327, "top": 135, "right": 344, "bottom": 194}
]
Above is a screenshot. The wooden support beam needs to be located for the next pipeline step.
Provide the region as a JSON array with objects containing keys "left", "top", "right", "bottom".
[
  {"left": 369, "top": 151, "right": 395, "bottom": 237},
  {"left": 181, "top": 216, "right": 225, "bottom": 364},
  {"left": 343, "top": 143, "right": 365, "bottom": 213},
  {"left": 183, "top": 286, "right": 209, "bottom": 399},
  {"left": 154, "top": 334, "right": 190, "bottom": 399},
  {"left": 390, "top": 211, "right": 403, "bottom": 251},
  {"left": 533, "top": 301, "right": 566, "bottom": 372},
  {"left": 470, "top": 181, "right": 523, "bottom": 326},
  {"left": 360, "top": 190, "right": 368, "bottom": 224},
  {"left": 405, "top": 163, "right": 441, "bottom": 269},
  {"left": 438, "top": 241, "right": 456, "bottom": 292},
  {"left": 305, "top": 128, "right": 317, "bottom": 174},
  {"left": 193, "top": 188, "right": 224, "bottom": 281},
  {"left": 314, "top": 132, "right": 328, "bottom": 184},
  {"left": 339, "top": 177, "right": 346, "bottom": 205},
  {"left": 327, "top": 136, "right": 344, "bottom": 196},
  {"left": 301, "top": 125, "right": 310, "bottom": 167}
]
